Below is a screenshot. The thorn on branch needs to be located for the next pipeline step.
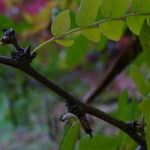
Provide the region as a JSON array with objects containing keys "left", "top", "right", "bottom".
[
  {"left": 0, "top": 28, "right": 37, "bottom": 64},
  {"left": 1, "top": 28, "right": 17, "bottom": 44},
  {"left": 128, "top": 120, "right": 144, "bottom": 134},
  {"left": 65, "top": 101, "right": 93, "bottom": 138},
  {"left": 10, "top": 44, "right": 37, "bottom": 64}
]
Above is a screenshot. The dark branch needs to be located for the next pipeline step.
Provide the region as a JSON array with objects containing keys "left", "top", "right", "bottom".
[
  {"left": 0, "top": 55, "right": 146, "bottom": 148},
  {"left": 1, "top": 28, "right": 37, "bottom": 64},
  {"left": 84, "top": 37, "right": 142, "bottom": 104},
  {"left": 0, "top": 27, "right": 146, "bottom": 149}
]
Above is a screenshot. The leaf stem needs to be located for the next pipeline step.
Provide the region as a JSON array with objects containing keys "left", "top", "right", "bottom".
[{"left": 33, "top": 12, "right": 150, "bottom": 52}]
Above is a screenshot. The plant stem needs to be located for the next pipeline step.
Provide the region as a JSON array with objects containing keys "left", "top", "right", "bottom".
[
  {"left": 33, "top": 12, "right": 150, "bottom": 52},
  {"left": 84, "top": 37, "right": 142, "bottom": 103}
]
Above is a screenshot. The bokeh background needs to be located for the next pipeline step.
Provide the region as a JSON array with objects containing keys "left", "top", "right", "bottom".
[{"left": 0, "top": 0, "right": 148, "bottom": 150}]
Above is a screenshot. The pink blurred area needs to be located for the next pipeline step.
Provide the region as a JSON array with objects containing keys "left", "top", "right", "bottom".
[
  {"left": 0, "top": 0, "right": 50, "bottom": 15},
  {"left": 22, "top": 0, "right": 49, "bottom": 15},
  {"left": 0, "top": 0, "right": 6, "bottom": 13}
]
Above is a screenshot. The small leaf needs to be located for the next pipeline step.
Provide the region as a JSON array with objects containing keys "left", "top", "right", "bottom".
[
  {"left": 60, "top": 115, "right": 80, "bottom": 150},
  {"left": 99, "top": 20, "right": 125, "bottom": 41},
  {"left": 65, "top": 36, "right": 89, "bottom": 68},
  {"left": 116, "top": 90, "right": 140, "bottom": 122},
  {"left": 59, "top": 0, "right": 68, "bottom": 9},
  {"left": 140, "top": 21, "right": 150, "bottom": 54},
  {"left": 111, "top": 0, "right": 129, "bottom": 18},
  {"left": 139, "top": 99, "right": 150, "bottom": 149},
  {"left": 101, "top": 0, "right": 129, "bottom": 18},
  {"left": 81, "top": 28, "right": 101, "bottom": 43},
  {"left": 139, "top": 21, "right": 150, "bottom": 64},
  {"left": 127, "top": 16, "right": 146, "bottom": 35},
  {"left": 51, "top": 10, "right": 71, "bottom": 36},
  {"left": 131, "top": 0, "right": 150, "bottom": 13},
  {"left": 101, "top": 0, "right": 114, "bottom": 18},
  {"left": 55, "top": 39, "right": 75, "bottom": 47},
  {"left": 146, "top": 16, "right": 150, "bottom": 26},
  {"left": 140, "top": 21, "right": 150, "bottom": 65},
  {"left": 58, "top": 36, "right": 89, "bottom": 69},
  {"left": 96, "top": 35, "right": 108, "bottom": 51},
  {"left": 118, "top": 91, "right": 128, "bottom": 107},
  {"left": 130, "top": 65, "right": 150, "bottom": 96},
  {"left": 76, "top": 0, "right": 101, "bottom": 26},
  {"left": 79, "top": 135, "right": 118, "bottom": 150},
  {"left": 139, "top": 99, "right": 150, "bottom": 120}
]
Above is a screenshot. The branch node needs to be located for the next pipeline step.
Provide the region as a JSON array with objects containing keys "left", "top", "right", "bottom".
[
  {"left": 11, "top": 44, "right": 37, "bottom": 64},
  {"left": 127, "top": 120, "right": 144, "bottom": 134},
  {"left": 66, "top": 101, "right": 93, "bottom": 137},
  {"left": 1, "top": 28, "right": 37, "bottom": 65}
]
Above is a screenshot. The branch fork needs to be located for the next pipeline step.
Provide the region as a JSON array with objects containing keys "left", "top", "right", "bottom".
[
  {"left": 1, "top": 28, "right": 37, "bottom": 64},
  {"left": 66, "top": 100, "right": 93, "bottom": 137}
]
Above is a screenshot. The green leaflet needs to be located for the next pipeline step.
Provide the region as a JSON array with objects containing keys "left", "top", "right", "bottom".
[
  {"left": 139, "top": 99, "right": 150, "bottom": 150},
  {"left": 146, "top": 16, "right": 150, "bottom": 26},
  {"left": 58, "top": 36, "right": 89, "bottom": 69},
  {"left": 55, "top": 39, "right": 75, "bottom": 47},
  {"left": 81, "top": 28, "right": 101, "bottom": 43},
  {"left": 101, "top": 0, "right": 129, "bottom": 18},
  {"left": 117, "top": 90, "right": 128, "bottom": 121},
  {"left": 51, "top": 10, "right": 71, "bottom": 36},
  {"left": 99, "top": 20, "right": 125, "bottom": 41},
  {"left": 65, "top": 36, "right": 89, "bottom": 68},
  {"left": 59, "top": 0, "right": 68, "bottom": 9},
  {"left": 140, "top": 21, "right": 150, "bottom": 54},
  {"left": 139, "top": 21, "right": 150, "bottom": 65},
  {"left": 79, "top": 135, "right": 118, "bottom": 150},
  {"left": 140, "top": 99, "right": 150, "bottom": 121},
  {"left": 127, "top": 16, "right": 146, "bottom": 35},
  {"left": 115, "top": 90, "right": 140, "bottom": 149},
  {"left": 76, "top": 0, "right": 101, "bottom": 26},
  {"left": 96, "top": 35, "right": 108, "bottom": 51},
  {"left": 130, "top": 65, "right": 150, "bottom": 96},
  {"left": 101, "top": 0, "right": 114, "bottom": 18},
  {"left": 116, "top": 90, "right": 140, "bottom": 122},
  {"left": 131, "top": 0, "right": 150, "bottom": 13},
  {"left": 60, "top": 116, "right": 80, "bottom": 150}
]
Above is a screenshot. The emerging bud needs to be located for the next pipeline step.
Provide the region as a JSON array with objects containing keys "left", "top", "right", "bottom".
[{"left": 1, "top": 28, "right": 17, "bottom": 44}]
